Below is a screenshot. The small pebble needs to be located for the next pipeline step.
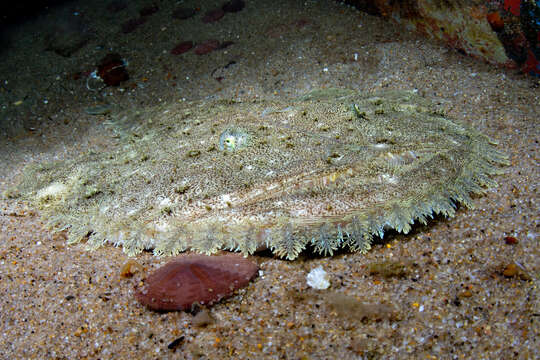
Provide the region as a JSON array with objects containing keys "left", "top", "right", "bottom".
[
  {"left": 167, "top": 336, "right": 185, "bottom": 351},
  {"left": 502, "top": 263, "right": 518, "bottom": 277},
  {"left": 504, "top": 236, "right": 518, "bottom": 245},
  {"left": 306, "top": 266, "right": 330, "bottom": 290},
  {"left": 286, "top": 321, "right": 294, "bottom": 329},
  {"left": 120, "top": 259, "right": 143, "bottom": 278},
  {"left": 192, "top": 309, "right": 215, "bottom": 327},
  {"left": 501, "top": 262, "right": 532, "bottom": 280}
]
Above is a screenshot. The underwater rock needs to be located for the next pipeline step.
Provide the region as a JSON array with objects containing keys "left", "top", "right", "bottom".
[
  {"left": 7, "top": 89, "right": 508, "bottom": 259},
  {"left": 135, "top": 253, "right": 258, "bottom": 311},
  {"left": 342, "top": 0, "right": 540, "bottom": 76}
]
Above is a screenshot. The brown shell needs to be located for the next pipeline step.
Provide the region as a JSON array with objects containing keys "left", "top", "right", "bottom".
[{"left": 135, "top": 253, "right": 258, "bottom": 311}]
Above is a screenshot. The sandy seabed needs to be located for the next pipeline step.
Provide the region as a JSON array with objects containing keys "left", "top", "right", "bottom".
[{"left": 0, "top": 0, "right": 538, "bottom": 359}]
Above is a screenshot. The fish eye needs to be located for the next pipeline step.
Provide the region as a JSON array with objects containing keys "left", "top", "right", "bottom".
[{"left": 219, "top": 127, "right": 250, "bottom": 152}]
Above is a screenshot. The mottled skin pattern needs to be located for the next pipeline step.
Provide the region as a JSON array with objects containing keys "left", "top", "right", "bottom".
[{"left": 6, "top": 89, "right": 507, "bottom": 259}]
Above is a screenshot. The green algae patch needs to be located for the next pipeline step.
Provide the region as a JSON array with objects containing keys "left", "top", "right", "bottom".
[{"left": 6, "top": 90, "right": 508, "bottom": 259}]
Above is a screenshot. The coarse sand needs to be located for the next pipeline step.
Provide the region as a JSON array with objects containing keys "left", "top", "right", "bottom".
[{"left": 0, "top": 0, "right": 538, "bottom": 359}]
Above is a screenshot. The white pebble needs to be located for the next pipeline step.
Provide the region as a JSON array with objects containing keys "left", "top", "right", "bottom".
[{"left": 306, "top": 266, "right": 330, "bottom": 290}]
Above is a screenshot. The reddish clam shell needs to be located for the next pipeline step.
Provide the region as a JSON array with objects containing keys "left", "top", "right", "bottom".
[
  {"left": 171, "top": 40, "right": 194, "bottom": 55},
  {"left": 135, "top": 253, "right": 258, "bottom": 311},
  {"left": 194, "top": 39, "right": 220, "bottom": 55},
  {"left": 202, "top": 9, "right": 225, "bottom": 23}
]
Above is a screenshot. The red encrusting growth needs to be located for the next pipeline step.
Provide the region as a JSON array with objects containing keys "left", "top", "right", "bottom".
[
  {"left": 135, "top": 253, "right": 259, "bottom": 311},
  {"left": 503, "top": 0, "right": 521, "bottom": 16}
]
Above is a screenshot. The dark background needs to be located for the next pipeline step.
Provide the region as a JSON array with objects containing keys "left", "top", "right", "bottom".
[{"left": 1, "top": 0, "right": 74, "bottom": 27}]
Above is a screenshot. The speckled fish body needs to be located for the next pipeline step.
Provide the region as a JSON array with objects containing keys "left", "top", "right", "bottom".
[{"left": 7, "top": 89, "right": 507, "bottom": 259}]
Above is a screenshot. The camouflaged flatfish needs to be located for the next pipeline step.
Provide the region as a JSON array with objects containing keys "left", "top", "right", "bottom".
[{"left": 6, "top": 89, "right": 508, "bottom": 259}]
